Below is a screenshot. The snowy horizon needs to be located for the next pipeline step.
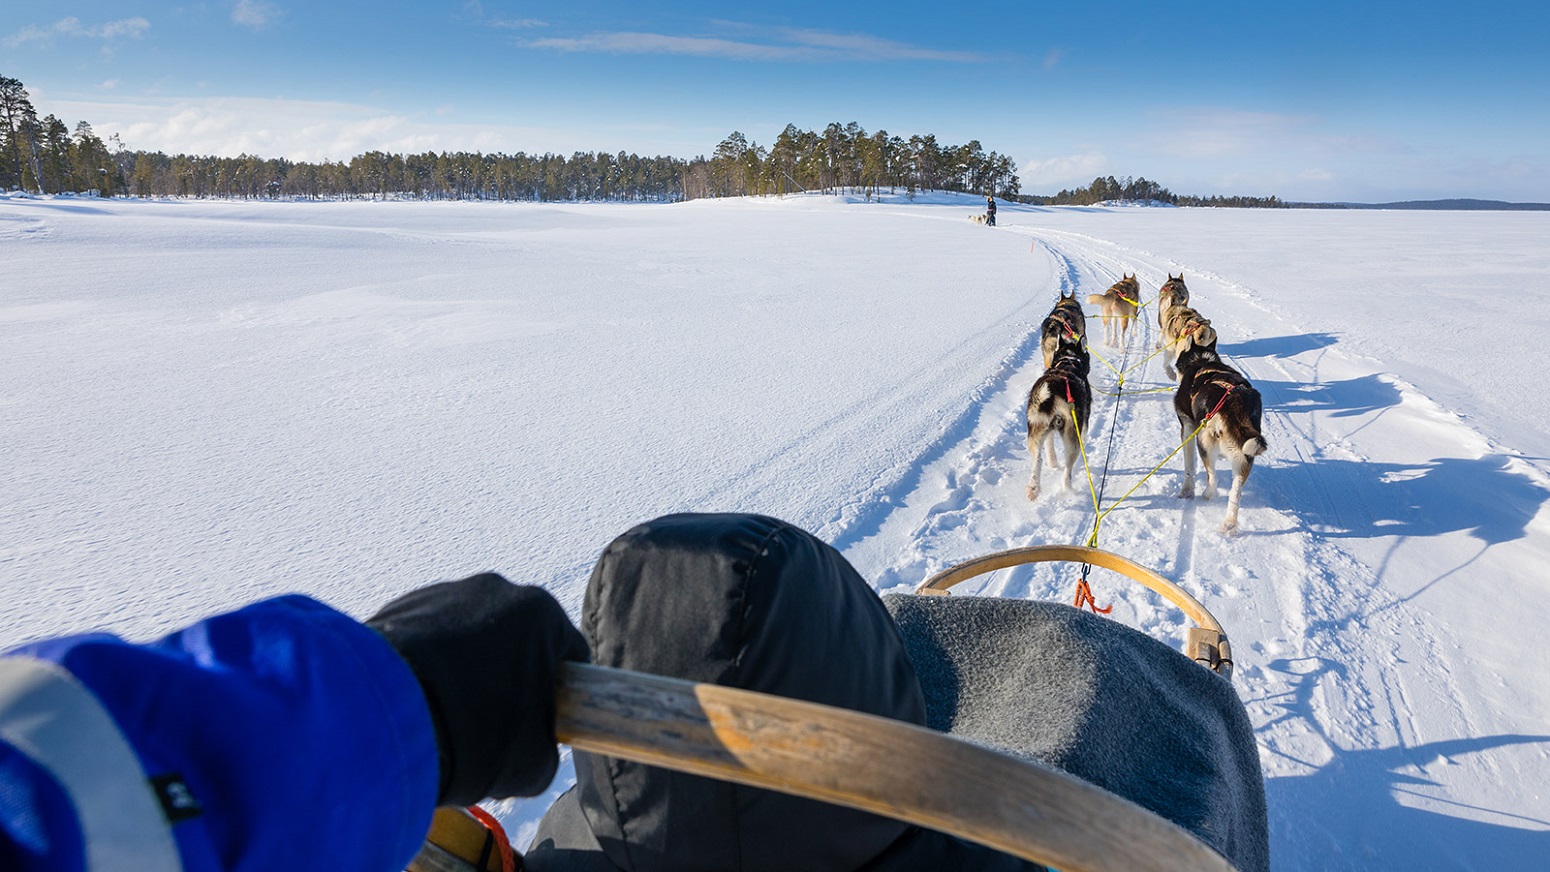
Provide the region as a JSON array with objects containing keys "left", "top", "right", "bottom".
[{"left": 3, "top": 191, "right": 1548, "bottom": 867}]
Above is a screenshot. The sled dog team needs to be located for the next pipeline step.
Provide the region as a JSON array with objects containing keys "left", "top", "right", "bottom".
[{"left": 1026, "top": 273, "right": 1267, "bottom": 533}]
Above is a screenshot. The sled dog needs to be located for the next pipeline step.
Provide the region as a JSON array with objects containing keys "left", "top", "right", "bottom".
[
  {"left": 1173, "top": 331, "right": 1266, "bottom": 533},
  {"left": 1087, "top": 274, "right": 1141, "bottom": 349},
  {"left": 1160, "top": 305, "right": 1214, "bottom": 381},
  {"left": 1040, "top": 289, "right": 1088, "bottom": 368},
  {"left": 1026, "top": 342, "right": 1092, "bottom": 501},
  {"left": 1156, "top": 274, "right": 1190, "bottom": 337}
]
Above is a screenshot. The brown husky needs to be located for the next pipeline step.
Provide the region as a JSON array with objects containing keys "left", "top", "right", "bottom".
[
  {"left": 1160, "top": 305, "right": 1214, "bottom": 381},
  {"left": 1173, "top": 330, "right": 1266, "bottom": 533},
  {"left": 1087, "top": 274, "right": 1140, "bottom": 348},
  {"left": 1039, "top": 289, "right": 1088, "bottom": 368},
  {"left": 1026, "top": 341, "right": 1092, "bottom": 501},
  {"left": 1156, "top": 274, "right": 1190, "bottom": 339}
]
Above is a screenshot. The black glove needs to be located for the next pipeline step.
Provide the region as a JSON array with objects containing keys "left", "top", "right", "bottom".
[{"left": 367, "top": 574, "right": 589, "bottom": 806}]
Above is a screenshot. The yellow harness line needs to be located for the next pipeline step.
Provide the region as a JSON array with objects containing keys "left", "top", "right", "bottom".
[
  {"left": 1116, "top": 335, "right": 1182, "bottom": 377},
  {"left": 1068, "top": 289, "right": 1195, "bottom": 551},
  {"left": 1084, "top": 344, "right": 1127, "bottom": 382},
  {"left": 1132, "top": 291, "right": 1165, "bottom": 312},
  {"left": 1071, "top": 406, "right": 1216, "bottom": 550},
  {"left": 1084, "top": 332, "right": 1178, "bottom": 385},
  {"left": 1069, "top": 406, "right": 1104, "bottom": 547}
]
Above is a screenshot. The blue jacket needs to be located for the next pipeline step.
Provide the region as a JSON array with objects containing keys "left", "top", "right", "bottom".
[{"left": 0, "top": 595, "right": 439, "bottom": 872}]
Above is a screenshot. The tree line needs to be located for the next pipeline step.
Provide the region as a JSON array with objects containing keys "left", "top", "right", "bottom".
[
  {"left": 1028, "top": 175, "right": 1285, "bottom": 208},
  {"left": 3, "top": 74, "right": 1022, "bottom": 202},
  {"left": 2, "top": 75, "right": 122, "bottom": 196},
  {"left": 687, "top": 123, "right": 1021, "bottom": 199}
]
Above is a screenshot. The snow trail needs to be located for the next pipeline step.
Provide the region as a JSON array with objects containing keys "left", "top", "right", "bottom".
[{"left": 842, "top": 205, "right": 1550, "bottom": 867}]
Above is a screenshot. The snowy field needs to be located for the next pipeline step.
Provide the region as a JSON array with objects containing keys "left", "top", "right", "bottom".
[{"left": 3, "top": 192, "right": 1548, "bottom": 869}]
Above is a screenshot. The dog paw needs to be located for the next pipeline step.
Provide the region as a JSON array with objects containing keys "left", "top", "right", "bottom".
[
  {"left": 1220, "top": 517, "right": 1240, "bottom": 536},
  {"left": 1026, "top": 484, "right": 1040, "bottom": 501},
  {"left": 1179, "top": 484, "right": 1194, "bottom": 499}
]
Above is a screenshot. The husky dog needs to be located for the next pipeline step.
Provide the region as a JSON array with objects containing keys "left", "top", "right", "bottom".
[
  {"left": 1156, "top": 274, "right": 1190, "bottom": 338},
  {"left": 1026, "top": 341, "right": 1092, "bottom": 501},
  {"left": 1039, "top": 289, "right": 1088, "bottom": 368},
  {"left": 1160, "top": 305, "right": 1214, "bottom": 381},
  {"left": 1087, "top": 274, "right": 1141, "bottom": 348},
  {"left": 969, "top": 213, "right": 987, "bottom": 225},
  {"left": 1173, "top": 330, "right": 1266, "bottom": 533}
]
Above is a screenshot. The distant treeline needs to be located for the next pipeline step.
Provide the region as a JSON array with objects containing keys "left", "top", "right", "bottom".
[
  {"left": 1019, "top": 175, "right": 1285, "bottom": 209},
  {"left": 687, "top": 123, "right": 1021, "bottom": 199},
  {"left": 3, "top": 75, "right": 1019, "bottom": 202}
]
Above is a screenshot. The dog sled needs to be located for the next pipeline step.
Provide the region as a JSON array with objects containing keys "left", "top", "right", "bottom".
[{"left": 410, "top": 544, "right": 1266, "bottom": 872}]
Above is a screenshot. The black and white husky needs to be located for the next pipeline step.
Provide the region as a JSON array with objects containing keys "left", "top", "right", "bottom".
[
  {"left": 1173, "top": 331, "right": 1266, "bottom": 533},
  {"left": 1040, "top": 290, "right": 1088, "bottom": 368},
  {"left": 1026, "top": 341, "right": 1092, "bottom": 501}
]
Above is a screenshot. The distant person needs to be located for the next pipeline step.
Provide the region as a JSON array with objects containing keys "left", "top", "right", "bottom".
[{"left": 985, "top": 195, "right": 997, "bottom": 226}]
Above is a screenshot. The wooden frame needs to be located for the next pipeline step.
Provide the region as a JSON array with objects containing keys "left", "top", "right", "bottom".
[
  {"left": 915, "top": 545, "right": 1234, "bottom": 679},
  {"left": 410, "top": 547, "right": 1240, "bottom": 872},
  {"left": 411, "top": 661, "right": 1239, "bottom": 872}
]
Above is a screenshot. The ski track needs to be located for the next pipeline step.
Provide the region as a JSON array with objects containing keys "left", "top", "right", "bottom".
[{"left": 834, "top": 212, "right": 1538, "bottom": 869}]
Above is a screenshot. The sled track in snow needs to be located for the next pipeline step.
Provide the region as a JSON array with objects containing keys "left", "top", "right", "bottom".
[{"left": 840, "top": 219, "right": 1500, "bottom": 864}]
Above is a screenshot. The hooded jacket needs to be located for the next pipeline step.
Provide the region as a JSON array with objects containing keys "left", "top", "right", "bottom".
[{"left": 524, "top": 513, "right": 1038, "bottom": 872}]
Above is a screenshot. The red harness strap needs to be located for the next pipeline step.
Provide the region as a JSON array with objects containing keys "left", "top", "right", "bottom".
[
  {"left": 1073, "top": 576, "right": 1113, "bottom": 614},
  {"left": 466, "top": 805, "right": 519, "bottom": 872}
]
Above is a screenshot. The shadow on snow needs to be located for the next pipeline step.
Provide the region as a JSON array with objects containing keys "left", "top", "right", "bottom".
[{"left": 1222, "top": 332, "right": 1340, "bottom": 360}]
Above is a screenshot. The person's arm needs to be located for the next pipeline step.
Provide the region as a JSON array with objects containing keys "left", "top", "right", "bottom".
[
  {"left": 2, "top": 576, "right": 586, "bottom": 872},
  {"left": 3, "top": 595, "right": 438, "bottom": 872}
]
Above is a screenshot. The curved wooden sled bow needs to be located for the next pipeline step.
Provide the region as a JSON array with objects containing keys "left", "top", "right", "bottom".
[{"left": 412, "top": 545, "right": 1240, "bottom": 872}]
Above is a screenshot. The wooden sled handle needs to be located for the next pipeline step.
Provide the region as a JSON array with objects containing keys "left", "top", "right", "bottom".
[
  {"left": 411, "top": 663, "right": 1238, "bottom": 872},
  {"left": 915, "top": 545, "right": 1233, "bottom": 679}
]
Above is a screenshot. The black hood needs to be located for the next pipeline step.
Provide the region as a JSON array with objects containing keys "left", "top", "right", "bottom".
[{"left": 533, "top": 513, "right": 928, "bottom": 872}]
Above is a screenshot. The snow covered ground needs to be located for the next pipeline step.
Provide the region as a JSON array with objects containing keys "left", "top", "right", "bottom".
[{"left": 3, "top": 192, "right": 1547, "bottom": 868}]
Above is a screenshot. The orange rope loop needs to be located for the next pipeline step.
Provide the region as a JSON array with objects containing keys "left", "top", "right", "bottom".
[
  {"left": 1072, "top": 575, "right": 1113, "bottom": 614},
  {"left": 465, "top": 805, "right": 519, "bottom": 872}
]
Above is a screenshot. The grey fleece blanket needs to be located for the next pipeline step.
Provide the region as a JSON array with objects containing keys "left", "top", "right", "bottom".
[{"left": 883, "top": 594, "right": 1269, "bottom": 872}]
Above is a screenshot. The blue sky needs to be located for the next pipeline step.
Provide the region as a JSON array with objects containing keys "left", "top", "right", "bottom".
[{"left": 2, "top": 1, "right": 1547, "bottom": 201}]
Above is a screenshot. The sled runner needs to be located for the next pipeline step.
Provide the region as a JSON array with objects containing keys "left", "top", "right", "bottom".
[{"left": 411, "top": 545, "right": 1265, "bottom": 872}]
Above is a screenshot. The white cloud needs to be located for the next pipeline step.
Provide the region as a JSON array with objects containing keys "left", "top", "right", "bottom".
[
  {"left": 487, "top": 18, "right": 546, "bottom": 30},
  {"left": 775, "top": 28, "right": 985, "bottom": 62},
  {"left": 100, "top": 18, "right": 151, "bottom": 40},
  {"left": 461, "top": 2, "right": 544, "bottom": 30},
  {"left": 1019, "top": 152, "right": 1111, "bottom": 189},
  {"left": 4, "top": 16, "right": 149, "bottom": 48},
  {"left": 525, "top": 25, "right": 984, "bottom": 63},
  {"left": 231, "top": 0, "right": 282, "bottom": 31},
  {"left": 49, "top": 95, "right": 590, "bottom": 162},
  {"left": 1141, "top": 107, "right": 1410, "bottom": 162},
  {"left": 1042, "top": 48, "right": 1063, "bottom": 70}
]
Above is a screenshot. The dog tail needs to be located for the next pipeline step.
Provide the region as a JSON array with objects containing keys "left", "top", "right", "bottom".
[
  {"left": 1243, "top": 435, "right": 1268, "bottom": 457},
  {"left": 1086, "top": 294, "right": 1106, "bottom": 305}
]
